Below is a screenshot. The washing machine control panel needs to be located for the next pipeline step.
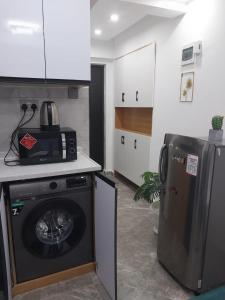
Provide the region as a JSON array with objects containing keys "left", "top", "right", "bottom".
[
  {"left": 8, "top": 175, "right": 92, "bottom": 200},
  {"left": 49, "top": 181, "right": 58, "bottom": 190}
]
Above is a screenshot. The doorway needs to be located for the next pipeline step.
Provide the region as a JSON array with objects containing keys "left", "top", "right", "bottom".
[{"left": 89, "top": 65, "right": 105, "bottom": 168}]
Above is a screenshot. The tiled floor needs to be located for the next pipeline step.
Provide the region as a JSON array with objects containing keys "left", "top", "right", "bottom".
[{"left": 13, "top": 176, "right": 192, "bottom": 300}]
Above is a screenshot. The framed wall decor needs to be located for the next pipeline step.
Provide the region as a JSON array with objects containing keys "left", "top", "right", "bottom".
[{"left": 180, "top": 71, "right": 194, "bottom": 102}]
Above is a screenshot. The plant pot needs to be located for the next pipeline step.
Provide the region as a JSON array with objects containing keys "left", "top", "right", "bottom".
[{"left": 208, "top": 129, "right": 223, "bottom": 142}]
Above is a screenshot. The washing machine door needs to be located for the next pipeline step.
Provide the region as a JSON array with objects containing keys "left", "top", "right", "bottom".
[{"left": 23, "top": 199, "right": 86, "bottom": 259}]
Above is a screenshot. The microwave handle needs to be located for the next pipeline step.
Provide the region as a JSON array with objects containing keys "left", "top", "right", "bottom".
[{"left": 61, "top": 133, "right": 67, "bottom": 159}]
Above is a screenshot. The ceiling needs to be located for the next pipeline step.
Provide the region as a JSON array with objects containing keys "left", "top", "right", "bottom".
[
  {"left": 90, "top": 0, "right": 98, "bottom": 8},
  {"left": 91, "top": 0, "right": 195, "bottom": 41}
]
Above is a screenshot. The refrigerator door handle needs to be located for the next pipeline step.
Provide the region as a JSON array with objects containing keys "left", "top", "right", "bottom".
[{"left": 159, "top": 144, "right": 168, "bottom": 184}]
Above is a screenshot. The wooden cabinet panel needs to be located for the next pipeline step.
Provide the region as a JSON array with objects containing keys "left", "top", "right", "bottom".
[{"left": 115, "top": 107, "right": 152, "bottom": 136}]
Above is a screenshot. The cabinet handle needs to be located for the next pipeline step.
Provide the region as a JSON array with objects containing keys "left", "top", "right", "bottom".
[
  {"left": 122, "top": 92, "right": 125, "bottom": 102},
  {"left": 121, "top": 136, "right": 125, "bottom": 145},
  {"left": 134, "top": 139, "right": 137, "bottom": 149},
  {"left": 136, "top": 91, "right": 139, "bottom": 102}
]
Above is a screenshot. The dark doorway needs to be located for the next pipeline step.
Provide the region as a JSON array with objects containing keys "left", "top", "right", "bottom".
[{"left": 89, "top": 65, "right": 104, "bottom": 168}]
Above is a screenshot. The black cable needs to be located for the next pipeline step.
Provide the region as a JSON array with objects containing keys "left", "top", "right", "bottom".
[
  {"left": 10, "top": 110, "right": 27, "bottom": 155},
  {"left": 4, "top": 108, "right": 37, "bottom": 166},
  {"left": 12, "top": 109, "right": 36, "bottom": 153},
  {"left": 4, "top": 110, "right": 27, "bottom": 166}
]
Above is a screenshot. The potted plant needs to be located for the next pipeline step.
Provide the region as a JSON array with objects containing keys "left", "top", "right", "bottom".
[
  {"left": 134, "top": 172, "right": 164, "bottom": 234},
  {"left": 208, "top": 115, "right": 224, "bottom": 141},
  {"left": 134, "top": 171, "right": 163, "bottom": 203}
]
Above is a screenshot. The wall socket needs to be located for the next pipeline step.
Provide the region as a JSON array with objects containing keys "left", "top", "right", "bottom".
[{"left": 19, "top": 99, "right": 40, "bottom": 112}]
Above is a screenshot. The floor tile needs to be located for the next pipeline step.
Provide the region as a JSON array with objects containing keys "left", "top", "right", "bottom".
[{"left": 13, "top": 176, "right": 192, "bottom": 300}]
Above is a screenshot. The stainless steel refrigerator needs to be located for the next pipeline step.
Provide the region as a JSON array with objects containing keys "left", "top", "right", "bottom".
[{"left": 157, "top": 134, "right": 225, "bottom": 293}]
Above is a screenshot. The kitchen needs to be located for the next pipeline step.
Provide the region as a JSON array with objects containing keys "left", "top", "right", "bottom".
[{"left": 1, "top": 0, "right": 225, "bottom": 300}]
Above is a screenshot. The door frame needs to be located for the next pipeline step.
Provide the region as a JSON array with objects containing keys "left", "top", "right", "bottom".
[
  {"left": 89, "top": 64, "right": 105, "bottom": 169},
  {"left": 90, "top": 60, "right": 115, "bottom": 173}
]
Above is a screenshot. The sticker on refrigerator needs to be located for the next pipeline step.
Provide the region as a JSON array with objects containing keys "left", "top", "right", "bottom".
[{"left": 186, "top": 154, "right": 199, "bottom": 176}]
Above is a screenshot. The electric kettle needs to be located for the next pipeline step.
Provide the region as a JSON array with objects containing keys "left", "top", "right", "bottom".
[{"left": 40, "top": 101, "right": 60, "bottom": 131}]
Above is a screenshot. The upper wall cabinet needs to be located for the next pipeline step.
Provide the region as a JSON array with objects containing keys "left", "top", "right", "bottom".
[
  {"left": 43, "top": 0, "right": 90, "bottom": 81},
  {"left": 0, "top": 0, "right": 45, "bottom": 78},
  {"left": 115, "top": 43, "right": 156, "bottom": 107},
  {"left": 0, "top": 0, "right": 90, "bottom": 82}
]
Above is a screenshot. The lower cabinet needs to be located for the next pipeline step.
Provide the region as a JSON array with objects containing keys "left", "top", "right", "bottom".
[
  {"left": 114, "top": 129, "right": 150, "bottom": 186},
  {"left": 1, "top": 173, "right": 117, "bottom": 300},
  {"left": 94, "top": 174, "right": 117, "bottom": 300}
]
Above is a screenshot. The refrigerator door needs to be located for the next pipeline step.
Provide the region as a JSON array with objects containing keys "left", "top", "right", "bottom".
[
  {"left": 202, "top": 146, "right": 225, "bottom": 292},
  {"left": 157, "top": 134, "right": 214, "bottom": 291}
]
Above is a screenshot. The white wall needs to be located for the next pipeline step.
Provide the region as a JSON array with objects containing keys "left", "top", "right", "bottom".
[
  {"left": 0, "top": 88, "right": 89, "bottom": 156},
  {"left": 91, "top": 39, "right": 114, "bottom": 60},
  {"left": 114, "top": 0, "right": 225, "bottom": 171},
  {"left": 91, "top": 39, "right": 115, "bottom": 172}
]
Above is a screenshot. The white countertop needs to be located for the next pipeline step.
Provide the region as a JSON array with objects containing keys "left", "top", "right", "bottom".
[{"left": 0, "top": 153, "right": 101, "bottom": 182}]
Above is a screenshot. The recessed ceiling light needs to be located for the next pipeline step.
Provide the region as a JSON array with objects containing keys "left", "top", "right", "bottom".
[
  {"left": 173, "top": 0, "right": 193, "bottom": 3},
  {"left": 110, "top": 14, "right": 119, "bottom": 22},
  {"left": 94, "top": 29, "right": 102, "bottom": 36}
]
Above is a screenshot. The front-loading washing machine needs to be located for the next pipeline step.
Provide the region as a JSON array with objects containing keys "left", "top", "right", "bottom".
[{"left": 8, "top": 174, "right": 94, "bottom": 283}]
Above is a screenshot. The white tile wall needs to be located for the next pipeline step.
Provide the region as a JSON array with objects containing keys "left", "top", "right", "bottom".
[{"left": 0, "top": 86, "right": 89, "bottom": 156}]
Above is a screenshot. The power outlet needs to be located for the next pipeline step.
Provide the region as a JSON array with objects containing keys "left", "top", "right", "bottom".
[{"left": 19, "top": 100, "right": 40, "bottom": 112}]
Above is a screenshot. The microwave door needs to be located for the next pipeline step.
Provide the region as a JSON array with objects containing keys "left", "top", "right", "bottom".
[{"left": 29, "top": 136, "right": 63, "bottom": 160}]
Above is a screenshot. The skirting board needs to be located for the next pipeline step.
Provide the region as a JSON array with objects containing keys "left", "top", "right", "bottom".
[
  {"left": 12, "top": 262, "right": 96, "bottom": 297},
  {"left": 114, "top": 171, "right": 138, "bottom": 188}
]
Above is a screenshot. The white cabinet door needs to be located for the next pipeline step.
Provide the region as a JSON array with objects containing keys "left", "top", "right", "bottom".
[
  {"left": 128, "top": 132, "right": 151, "bottom": 186},
  {"left": 114, "top": 130, "right": 127, "bottom": 176},
  {"left": 114, "top": 54, "right": 134, "bottom": 107},
  {"left": 0, "top": 187, "right": 12, "bottom": 300},
  {"left": 43, "top": 0, "right": 90, "bottom": 81},
  {"left": 114, "top": 130, "right": 150, "bottom": 186},
  {"left": 114, "top": 59, "right": 126, "bottom": 107},
  {"left": 134, "top": 44, "right": 155, "bottom": 107},
  {"left": 114, "top": 43, "right": 155, "bottom": 108},
  {"left": 0, "top": 0, "right": 45, "bottom": 78},
  {"left": 94, "top": 174, "right": 117, "bottom": 300}
]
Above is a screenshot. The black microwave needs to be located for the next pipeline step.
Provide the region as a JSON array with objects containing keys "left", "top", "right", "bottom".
[{"left": 18, "top": 128, "right": 77, "bottom": 165}]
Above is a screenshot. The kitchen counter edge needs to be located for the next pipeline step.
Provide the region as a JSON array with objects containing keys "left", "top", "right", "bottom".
[{"left": 0, "top": 153, "right": 101, "bottom": 183}]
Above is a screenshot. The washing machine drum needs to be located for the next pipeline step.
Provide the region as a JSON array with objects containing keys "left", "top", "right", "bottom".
[{"left": 23, "top": 199, "right": 86, "bottom": 259}]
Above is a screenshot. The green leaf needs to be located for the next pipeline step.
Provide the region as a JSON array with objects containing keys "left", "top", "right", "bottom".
[{"left": 134, "top": 171, "right": 163, "bottom": 204}]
